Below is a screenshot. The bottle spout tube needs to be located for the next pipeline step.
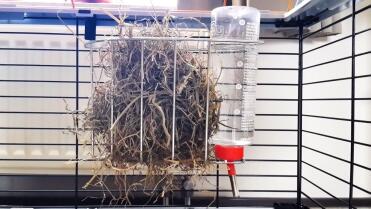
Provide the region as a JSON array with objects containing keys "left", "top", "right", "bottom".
[
  {"left": 215, "top": 145, "right": 243, "bottom": 197},
  {"left": 228, "top": 163, "right": 240, "bottom": 197}
]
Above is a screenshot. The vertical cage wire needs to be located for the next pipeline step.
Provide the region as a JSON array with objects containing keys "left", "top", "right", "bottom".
[
  {"left": 204, "top": 39, "right": 211, "bottom": 161},
  {"left": 297, "top": 23, "right": 304, "bottom": 208},
  {"left": 74, "top": 18, "right": 80, "bottom": 209},
  {"left": 349, "top": 0, "right": 356, "bottom": 207},
  {"left": 171, "top": 41, "right": 177, "bottom": 160},
  {"left": 140, "top": 40, "right": 145, "bottom": 162},
  {"left": 89, "top": 47, "right": 95, "bottom": 157},
  {"left": 109, "top": 43, "right": 114, "bottom": 154}
]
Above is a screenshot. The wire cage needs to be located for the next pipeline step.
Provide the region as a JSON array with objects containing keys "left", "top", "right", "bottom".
[
  {"left": 0, "top": 0, "right": 370, "bottom": 208},
  {"left": 82, "top": 35, "right": 260, "bottom": 204}
]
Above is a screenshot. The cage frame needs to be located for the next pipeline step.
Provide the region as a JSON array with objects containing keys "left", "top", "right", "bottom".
[{"left": 0, "top": 0, "right": 370, "bottom": 208}]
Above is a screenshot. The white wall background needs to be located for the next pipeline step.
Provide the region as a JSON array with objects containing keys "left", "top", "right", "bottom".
[{"left": 0, "top": 0, "right": 369, "bottom": 201}]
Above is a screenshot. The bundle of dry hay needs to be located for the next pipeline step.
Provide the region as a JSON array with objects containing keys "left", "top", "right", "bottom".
[{"left": 83, "top": 19, "right": 221, "bottom": 204}]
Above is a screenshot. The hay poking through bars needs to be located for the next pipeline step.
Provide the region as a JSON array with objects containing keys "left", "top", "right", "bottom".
[{"left": 82, "top": 18, "right": 221, "bottom": 204}]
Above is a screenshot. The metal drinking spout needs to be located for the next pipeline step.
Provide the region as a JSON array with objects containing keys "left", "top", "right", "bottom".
[
  {"left": 227, "top": 163, "right": 240, "bottom": 197},
  {"left": 229, "top": 175, "right": 240, "bottom": 197},
  {"left": 215, "top": 145, "right": 243, "bottom": 197}
]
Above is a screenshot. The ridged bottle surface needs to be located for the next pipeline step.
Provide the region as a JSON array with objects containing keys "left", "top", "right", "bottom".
[{"left": 210, "top": 6, "right": 260, "bottom": 145}]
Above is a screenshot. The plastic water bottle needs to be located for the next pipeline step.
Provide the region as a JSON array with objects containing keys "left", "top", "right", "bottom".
[
  {"left": 210, "top": 6, "right": 260, "bottom": 146},
  {"left": 210, "top": 5, "right": 260, "bottom": 198}
]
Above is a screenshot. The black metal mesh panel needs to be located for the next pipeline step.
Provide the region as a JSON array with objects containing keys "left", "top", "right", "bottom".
[{"left": 299, "top": 0, "right": 371, "bottom": 208}]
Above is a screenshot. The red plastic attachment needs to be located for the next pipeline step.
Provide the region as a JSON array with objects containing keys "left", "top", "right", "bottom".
[
  {"left": 214, "top": 145, "right": 244, "bottom": 176},
  {"left": 214, "top": 144, "right": 244, "bottom": 161},
  {"left": 215, "top": 145, "right": 243, "bottom": 197},
  {"left": 227, "top": 163, "right": 237, "bottom": 176}
]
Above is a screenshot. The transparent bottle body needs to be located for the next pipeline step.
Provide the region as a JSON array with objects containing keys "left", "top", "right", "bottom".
[{"left": 210, "top": 6, "right": 260, "bottom": 146}]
